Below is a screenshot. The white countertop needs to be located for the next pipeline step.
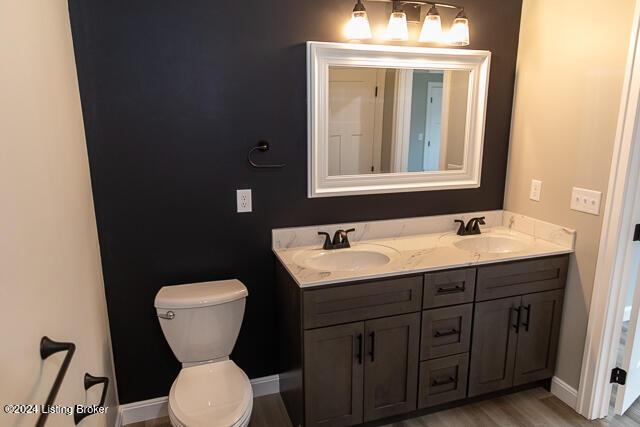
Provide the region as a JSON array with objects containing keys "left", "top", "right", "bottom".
[{"left": 273, "top": 226, "right": 573, "bottom": 288}]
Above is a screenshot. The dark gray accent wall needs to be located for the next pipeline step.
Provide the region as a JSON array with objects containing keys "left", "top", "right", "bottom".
[{"left": 67, "top": 0, "right": 523, "bottom": 403}]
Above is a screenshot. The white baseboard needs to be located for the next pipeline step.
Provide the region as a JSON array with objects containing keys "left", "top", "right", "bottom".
[
  {"left": 115, "top": 374, "right": 279, "bottom": 426},
  {"left": 115, "top": 395, "right": 168, "bottom": 426},
  {"left": 550, "top": 376, "right": 578, "bottom": 410},
  {"left": 250, "top": 374, "right": 280, "bottom": 397}
]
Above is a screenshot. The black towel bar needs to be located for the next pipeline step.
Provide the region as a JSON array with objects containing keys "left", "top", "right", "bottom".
[
  {"left": 74, "top": 373, "right": 109, "bottom": 424},
  {"left": 36, "top": 336, "right": 76, "bottom": 427}
]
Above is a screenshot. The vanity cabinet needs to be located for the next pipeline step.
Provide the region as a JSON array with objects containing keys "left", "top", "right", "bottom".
[
  {"left": 277, "top": 254, "right": 569, "bottom": 427},
  {"left": 303, "top": 314, "right": 421, "bottom": 426},
  {"left": 468, "top": 258, "right": 568, "bottom": 396}
]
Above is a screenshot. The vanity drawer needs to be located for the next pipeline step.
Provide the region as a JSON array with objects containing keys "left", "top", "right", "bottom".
[
  {"left": 423, "top": 268, "right": 476, "bottom": 309},
  {"left": 418, "top": 353, "right": 469, "bottom": 409},
  {"left": 476, "top": 255, "right": 569, "bottom": 302},
  {"left": 420, "top": 304, "right": 472, "bottom": 360},
  {"left": 302, "top": 276, "right": 423, "bottom": 329}
]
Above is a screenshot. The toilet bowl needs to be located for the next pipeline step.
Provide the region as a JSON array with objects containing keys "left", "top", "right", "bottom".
[
  {"left": 155, "top": 280, "right": 251, "bottom": 427},
  {"left": 168, "top": 360, "right": 253, "bottom": 427}
]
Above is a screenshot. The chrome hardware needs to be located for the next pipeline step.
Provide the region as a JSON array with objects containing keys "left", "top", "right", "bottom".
[{"left": 158, "top": 311, "right": 175, "bottom": 320}]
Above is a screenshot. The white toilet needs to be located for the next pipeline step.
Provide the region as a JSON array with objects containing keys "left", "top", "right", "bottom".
[{"left": 154, "top": 279, "right": 253, "bottom": 427}]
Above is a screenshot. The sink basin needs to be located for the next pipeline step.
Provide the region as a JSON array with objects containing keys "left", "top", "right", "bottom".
[
  {"left": 454, "top": 235, "right": 529, "bottom": 254},
  {"left": 294, "top": 244, "right": 399, "bottom": 272}
]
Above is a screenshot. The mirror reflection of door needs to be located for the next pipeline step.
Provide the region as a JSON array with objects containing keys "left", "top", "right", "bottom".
[
  {"left": 327, "top": 66, "right": 470, "bottom": 177},
  {"left": 423, "top": 82, "right": 443, "bottom": 171},
  {"left": 328, "top": 67, "right": 384, "bottom": 175}
]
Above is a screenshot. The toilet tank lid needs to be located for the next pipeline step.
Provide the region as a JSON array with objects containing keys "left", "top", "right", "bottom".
[{"left": 154, "top": 280, "right": 248, "bottom": 309}]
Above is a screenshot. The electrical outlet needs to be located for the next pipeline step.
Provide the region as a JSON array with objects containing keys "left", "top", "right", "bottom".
[
  {"left": 570, "top": 187, "right": 602, "bottom": 215},
  {"left": 529, "top": 179, "right": 542, "bottom": 202},
  {"left": 236, "top": 189, "right": 252, "bottom": 213}
]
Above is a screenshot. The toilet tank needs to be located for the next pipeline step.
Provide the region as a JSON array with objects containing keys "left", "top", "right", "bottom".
[{"left": 154, "top": 280, "right": 248, "bottom": 364}]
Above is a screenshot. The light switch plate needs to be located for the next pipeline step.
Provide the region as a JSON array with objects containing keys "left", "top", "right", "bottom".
[
  {"left": 570, "top": 187, "right": 602, "bottom": 215},
  {"left": 237, "top": 189, "right": 252, "bottom": 213},
  {"left": 529, "top": 179, "right": 542, "bottom": 202}
]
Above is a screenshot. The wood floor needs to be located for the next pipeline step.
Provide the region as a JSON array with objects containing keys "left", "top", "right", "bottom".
[{"left": 125, "top": 387, "right": 640, "bottom": 427}]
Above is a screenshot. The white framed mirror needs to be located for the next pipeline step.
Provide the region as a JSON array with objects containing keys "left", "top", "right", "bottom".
[{"left": 307, "top": 41, "right": 491, "bottom": 198}]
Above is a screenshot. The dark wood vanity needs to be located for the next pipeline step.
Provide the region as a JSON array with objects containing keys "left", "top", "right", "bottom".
[{"left": 277, "top": 254, "right": 569, "bottom": 427}]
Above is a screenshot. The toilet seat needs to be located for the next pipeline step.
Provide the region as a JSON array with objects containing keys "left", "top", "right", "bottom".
[{"left": 168, "top": 360, "right": 253, "bottom": 427}]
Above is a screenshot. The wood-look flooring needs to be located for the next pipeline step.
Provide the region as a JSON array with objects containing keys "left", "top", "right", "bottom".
[{"left": 125, "top": 387, "right": 640, "bottom": 427}]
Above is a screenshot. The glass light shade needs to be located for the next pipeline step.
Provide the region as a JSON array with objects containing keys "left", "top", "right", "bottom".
[
  {"left": 419, "top": 14, "right": 443, "bottom": 43},
  {"left": 345, "top": 10, "right": 372, "bottom": 40},
  {"left": 384, "top": 11, "right": 409, "bottom": 41},
  {"left": 449, "top": 16, "right": 470, "bottom": 46}
]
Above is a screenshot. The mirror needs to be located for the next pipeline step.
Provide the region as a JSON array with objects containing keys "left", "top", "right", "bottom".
[
  {"left": 308, "top": 42, "right": 491, "bottom": 198},
  {"left": 328, "top": 67, "right": 470, "bottom": 175}
]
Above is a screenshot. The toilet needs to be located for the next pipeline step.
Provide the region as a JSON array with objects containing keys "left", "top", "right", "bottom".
[{"left": 154, "top": 279, "right": 252, "bottom": 427}]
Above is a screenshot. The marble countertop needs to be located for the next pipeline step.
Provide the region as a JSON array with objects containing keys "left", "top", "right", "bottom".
[{"left": 273, "top": 226, "right": 573, "bottom": 288}]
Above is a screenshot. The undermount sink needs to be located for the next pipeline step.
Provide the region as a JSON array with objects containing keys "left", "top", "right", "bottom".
[
  {"left": 454, "top": 235, "right": 529, "bottom": 254},
  {"left": 294, "top": 244, "right": 399, "bottom": 272}
]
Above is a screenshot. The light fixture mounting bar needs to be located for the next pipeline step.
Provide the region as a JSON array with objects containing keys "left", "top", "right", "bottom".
[{"left": 364, "top": 0, "right": 464, "bottom": 11}]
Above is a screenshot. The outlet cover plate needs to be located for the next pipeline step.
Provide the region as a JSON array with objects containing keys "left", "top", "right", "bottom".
[
  {"left": 570, "top": 187, "right": 601, "bottom": 215},
  {"left": 530, "top": 179, "right": 542, "bottom": 202},
  {"left": 237, "top": 189, "right": 252, "bottom": 213}
]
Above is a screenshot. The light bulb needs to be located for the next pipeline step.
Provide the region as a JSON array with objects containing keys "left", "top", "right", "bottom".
[
  {"left": 419, "top": 5, "right": 443, "bottom": 43},
  {"left": 448, "top": 10, "right": 470, "bottom": 46},
  {"left": 345, "top": 0, "right": 372, "bottom": 40},
  {"left": 384, "top": 5, "right": 409, "bottom": 41}
]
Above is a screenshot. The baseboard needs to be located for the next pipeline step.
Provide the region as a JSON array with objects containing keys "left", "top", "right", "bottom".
[
  {"left": 115, "top": 395, "right": 168, "bottom": 427},
  {"left": 550, "top": 376, "right": 578, "bottom": 410},
  {"left": 115, "top": 374, "right": 279, "bottom": 426},
  {"left": 250, "top": 374, "right": 280, "bottom": 397}
]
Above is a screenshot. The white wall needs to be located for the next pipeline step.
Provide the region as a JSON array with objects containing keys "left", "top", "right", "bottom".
[
  {"left": 505, "top": 0, "right": 635, "bottom": 390},
  {"left": 0, "top": 0, "right": 117, "bottom": 425}
]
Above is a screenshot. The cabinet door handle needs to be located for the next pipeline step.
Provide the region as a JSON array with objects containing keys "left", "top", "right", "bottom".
[
  {"left": 436, "top": 284, "right": 465, "bottom": 295},
  {"left": 434, "top": 328, "right": 460, "bottom": 338},
  {"left": 369, "top": 332, "right": 376, "bottom": 362},
  {"left": 522, "top": 304, "right": 531, "bottom": 332},
  {"left": 431, "top": 376, "right": 457, "bottom": 387},
  {"left": 356, "top": 334, "right": 363, "bottom": 365},
  {"left": 512, "top": 306, "right": 521, "bottom": 333}
]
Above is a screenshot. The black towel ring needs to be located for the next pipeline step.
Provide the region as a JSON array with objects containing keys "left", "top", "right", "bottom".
[{"left": 247, "top": 141, "right": 286, "bottom": 169}]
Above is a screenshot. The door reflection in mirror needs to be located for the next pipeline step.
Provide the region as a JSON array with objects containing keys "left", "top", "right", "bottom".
[{"left": 328, "top": 66, "right": 470, "bottom": 176}]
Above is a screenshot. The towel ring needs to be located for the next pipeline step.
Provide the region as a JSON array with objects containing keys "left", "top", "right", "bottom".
[{"left": 247, "top": 141, "right": 285, "bottom": 169}]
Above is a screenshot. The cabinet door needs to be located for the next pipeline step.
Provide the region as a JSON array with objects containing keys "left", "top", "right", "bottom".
[
  {"left": 304, "top": 322, "right": 364, "bottom": 427},
  {"left": 513, "top": 289, "right": 564, "bottom": 385},
  {"left": 468, "top": 296, "right": 521, "bottom": 397},
  {"left": 363, "top": 313, "right": 420, "bottom": 422}
]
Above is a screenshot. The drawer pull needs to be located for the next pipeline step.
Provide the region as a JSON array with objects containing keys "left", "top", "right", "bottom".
[
  {"left": 436, "top": 285, "right": 465, "bottom": 295},
  {"left": 434, "top": 328, "right": 460, "bottom": 338},
  {"left": 431, "top": 376, "right": 457, "bottom": 387}
]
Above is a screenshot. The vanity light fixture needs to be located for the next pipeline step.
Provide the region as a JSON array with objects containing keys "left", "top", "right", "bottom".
[
  {"left": 345, "top": 0, "right": 470, "bottom": 46},
  {"left": 448, "top": 8, "right": 470, "bottom": 46},
  {"left": 345, "top": 0, "right": 373, "bottom": 40},
  {"left": 384, "top": 2, "right": 409, "bottom": 41},
  {"left": 418, "top": 4, "right": 443, "bottom": 43}
]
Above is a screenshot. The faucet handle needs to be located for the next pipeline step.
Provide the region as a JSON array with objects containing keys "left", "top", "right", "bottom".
[
  {"left": 454, "top": 220, "right": 466, "bottom": 235},
  {"left": 318, "top": 231, "right": 332, "bottom": 250},
  {"left": 467, "top": 217, "right": 486, "bottom": 234},
  {"left": 343, "top": 228, "right": 355, "bottom": 245}
]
